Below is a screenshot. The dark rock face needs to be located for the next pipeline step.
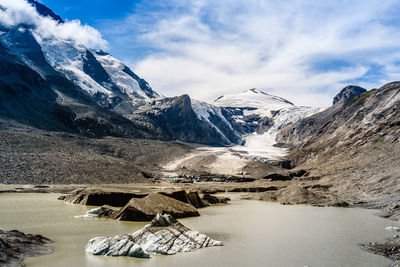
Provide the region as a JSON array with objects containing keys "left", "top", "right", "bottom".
[
  {"left": 160, "top": 190, "right": 207, "bottom": 209},
  {"left": 187, "top": 191, "right": 208, "bottom": 208},
  {"left": 27, "top": 0, "right": 64, "bottom": 23},
  {"left": 0, "top": 228, "right": 53, "bottom": 266},
  {"left": 112, "top": 193, "right": 200, "bottom": 221},
  {"left": 58, "top": 190, "right": 147, "bottom": 206},
  {"left": 131, "top": 95, "right": 242, "bottom": 145},
  {"left": 0, "top": 28, "right": 155, "bottom": 139},
  {"left": 220, "top": 107, "right": 274, "bottom": 135},
  {"left": 264, "top": 172, "right": 292, "bottom": 181},
  {"left": 202, "top": 193, "right": 230, "bottom": 204},
  {"left": 0, "top": 0, "right": 243, "bottom": 147},
  {"left": 332, "top": 85, "right": 367, "bottom": 105},
  {"left": 121, "top": 66, "right": 158, "bottom": 99},
  {"left": 0, "top": 41, "right": 60, "bottom": 131},
  {"left": 82, "top": 50, "right": 113, "bottom": 87}
]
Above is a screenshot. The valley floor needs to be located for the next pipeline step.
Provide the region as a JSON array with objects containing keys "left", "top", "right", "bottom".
[{"left": 2, "top": 127, "right": 400, "bottom": 264}]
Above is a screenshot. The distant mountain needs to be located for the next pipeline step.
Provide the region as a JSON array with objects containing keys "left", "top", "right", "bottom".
[
  {"left": 0, "top": 0, "right": 320, "bottom": 146},
  {"left": 278, "top": 83, "right": 400, "bottom": 163},
  {"left": 27, "top": 0, "right": 64, "bottom": 23},
  {"left": 213, "top": 88, "right": 320, "bottom": 141},
  {"left": 214, "top": 88, "right": 294, "bottom": 117},
  {"left": 129, "top": 95, "right": 243, "bottom": 145},
  {"left": 0, "top": 1, "right": 239, "bottom": 145}
]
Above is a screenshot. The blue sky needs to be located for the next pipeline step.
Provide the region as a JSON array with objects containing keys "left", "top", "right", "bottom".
[{"left": 36, "top": 1, "right": 400, "bottom": 106}]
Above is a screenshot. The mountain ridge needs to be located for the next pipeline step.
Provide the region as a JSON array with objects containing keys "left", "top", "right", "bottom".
[
  {"left": 0, "top": 0, "right": 319, "bottom": 146},
  {"left": 275, "top": 82, "right": 400, "bottom": 212}
]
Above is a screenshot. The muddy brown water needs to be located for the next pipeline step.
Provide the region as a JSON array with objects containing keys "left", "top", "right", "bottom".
[{"left": 0, "top": 193, "right": 397, "bottom": 267}]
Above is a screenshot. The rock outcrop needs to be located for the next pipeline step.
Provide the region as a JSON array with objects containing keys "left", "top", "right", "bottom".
[
  {"left": 86, "top": 214, "right": 222, "bottom": 258},
  {"left": 332, "top": 85, "right": 367, "bottom": 105},
  {"left": 0, "top": 228, "right": 53, "bottom": 266},
  {"left": 361, "top": 236, "right": 400, "bottom": 263},
  {"left": 129, "top": 95, "right": 243, "bottom": 145},
  {"left": 112, "top": 193, "right": 200, "bottom": 221}
]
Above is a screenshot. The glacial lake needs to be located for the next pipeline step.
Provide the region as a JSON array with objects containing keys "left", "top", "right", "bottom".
[{"left": 0, "top": 193, "right": 398, "bottom": 267}]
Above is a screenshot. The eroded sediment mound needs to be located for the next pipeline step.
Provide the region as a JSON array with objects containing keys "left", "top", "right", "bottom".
[
  {"left": 112, "top": 193, "right": 200, "bottom": 221},
  {"left": 59, "top": 190, "right": 147, "bottom": 206}
]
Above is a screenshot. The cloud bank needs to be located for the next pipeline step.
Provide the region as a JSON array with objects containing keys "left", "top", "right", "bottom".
[
  {"left": 104, "top": 0, "right": 400, "bottom": 107},
  {"left": 0, "top": 0, "right": 107, "bottom": 49}
]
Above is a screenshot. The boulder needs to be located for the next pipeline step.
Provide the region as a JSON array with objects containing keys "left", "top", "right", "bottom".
[
  {"left": 58, "top": 190, "right": 147, "bottom": 206},
  {"left": 112, "top": 193, "right": 200, "bottom": 221},
  {"left": 86, "top": 214, "right": 222, "bottom": 257},
  {"left": 160, "top": 190, "right": 190, "bottom": 204},
  {"left": 202, "top": 193, "right": 230, "bottom": 204}
]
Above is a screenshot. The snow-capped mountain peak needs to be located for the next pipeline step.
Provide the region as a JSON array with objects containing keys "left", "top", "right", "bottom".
[{"left": 214, "top": 88, "right": 294, "bottom": 118}]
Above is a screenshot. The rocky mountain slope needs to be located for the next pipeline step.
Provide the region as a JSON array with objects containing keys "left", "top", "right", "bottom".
[
  {"left": 130, "top": 95, "right": 243, "bottom": 145},
  {"left": 0, "top": 0, "right": 324, "bottom": 184},
  {"left": 276, "top": 82, "right": 400, "bottom": 211},
  {"left": 0, "top": 0, "right": 320, "bottom": 148},
  {"left": 0, "top": 0, "right": 242, "bottom": 145}
]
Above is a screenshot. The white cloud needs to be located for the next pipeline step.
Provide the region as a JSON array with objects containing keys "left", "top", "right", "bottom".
[
  {"left": 0, "top": 0, "right": 108, "bottom": 49},
  {"left": 108, "top": 0, "right": 400, "bottom": 107}
]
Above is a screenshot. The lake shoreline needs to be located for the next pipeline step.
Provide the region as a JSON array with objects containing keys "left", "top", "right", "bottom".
[{"left": 1, "top": 184, "right": 399, "bottom": 266}]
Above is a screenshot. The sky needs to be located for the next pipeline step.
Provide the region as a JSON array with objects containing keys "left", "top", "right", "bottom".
[{"left": 13, "top": 1, "right": 400, "bottom": 106}]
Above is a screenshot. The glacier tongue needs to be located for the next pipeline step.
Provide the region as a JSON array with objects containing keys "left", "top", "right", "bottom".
[
  {"left": 211, "top": 88, "right": 322, "bottom": 160},
  {"left": 231, "top": 106, "right": 322, "bottom": 160}
]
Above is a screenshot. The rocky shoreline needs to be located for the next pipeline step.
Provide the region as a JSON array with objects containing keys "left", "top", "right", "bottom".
[
  {"left": 361, "top": 236, "right": 400, "bottom": 267},
  {"left": 0, "top": 228, "right": 53, "bottom": 266},
  {"left": 2, "top": 181, "right": 400, "bottom": 265}
]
